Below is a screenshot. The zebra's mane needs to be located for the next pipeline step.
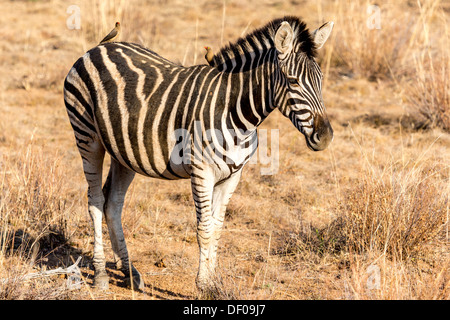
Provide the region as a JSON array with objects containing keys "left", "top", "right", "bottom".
[{"left": 212, "top": 16, "right": 316, "bottom": 70}]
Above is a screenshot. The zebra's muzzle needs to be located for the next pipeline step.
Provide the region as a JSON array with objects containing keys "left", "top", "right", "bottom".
[{"left": 306, "top": 114, "right": 333, "bottom": 151}]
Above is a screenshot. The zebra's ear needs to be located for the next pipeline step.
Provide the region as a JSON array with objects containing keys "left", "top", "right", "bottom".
[
  {"left": 312, "top": 21, "right": 334, "bottom": 50},
  {"left": 274, "top": 21, "right": 294, "bottom": 58}
]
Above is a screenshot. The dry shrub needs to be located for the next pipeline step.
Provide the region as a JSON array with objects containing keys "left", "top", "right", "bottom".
[
  {"left": 327, "top": 0, "right": 448, "bottom": 93},
  {"left": 339, "top": 252, "right": 449, "bottom": 300},
  {"left": 408, "top": 54, "right": 450, "bottom": 132},
  {"left": 277, "top": 158, "right": 448, "bottom": 262},
  {"left": 0, "top": 138, "right": 78, "bottom": 299},
  {"left": 275, "top": 156, "right": 448, "bottom": 299},
  {"left": 327, "top": 0, "right": 414, "bottom": 80},
  {"left": 0, "top": 256, "right": 75, "bottom": 300},
  {"left": 332, "top": 162, "right": 448, "bottom": 260},
  {"left": 0, "top": 140, "right": 71, "bottom": 247},
  {"left": 404, "top": 2, "right": 450, "bottom": 132}
]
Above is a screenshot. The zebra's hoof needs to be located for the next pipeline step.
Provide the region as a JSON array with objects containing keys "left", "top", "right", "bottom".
[
  {"left": 93, "top": 274, "right": 110, "bottom": 291},
  {"left": 196, "top": 277, "right": 219, "bottom": 299},
  {"left": 124, "top": 274, "right": 145, "bottom": 291}
]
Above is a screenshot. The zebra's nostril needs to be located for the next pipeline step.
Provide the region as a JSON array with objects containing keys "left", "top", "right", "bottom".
[{"left": 315, "top": 132, "right": 320, "bottom": 142}]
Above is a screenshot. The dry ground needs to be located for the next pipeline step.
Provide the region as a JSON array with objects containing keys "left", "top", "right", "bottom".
[{"left": 0, "top": 0, "right": 449, "bottom": 300}]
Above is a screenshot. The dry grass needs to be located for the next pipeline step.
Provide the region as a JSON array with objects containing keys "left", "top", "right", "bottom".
[
  {"left": 324, "top": 1, "right": 413, "bottom": 80},
  {"left": 0, "top": 136, "right": 88, "bottom": 299},
  {"left": 0, "top": 0, "right": 449, "bottom": 300},
  {"left": 334, "top": 158, "right": 448, "bottom": 259},
  {"left": 406, "top": 4, "right": 450, "bottom": 132},
  {"left": 408, "top": 51, "right": 450, "bottom": 131},
  {"left": 275, "top": 154, "right": 449, "bottom": 299},
  {"left": 321, "top": 0, "right": 450, "bottom": 132}
]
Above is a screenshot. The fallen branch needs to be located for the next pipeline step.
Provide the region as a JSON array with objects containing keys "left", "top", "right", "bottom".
[{"left": 1, "top": 256, "right": 82, "bottom": 285}]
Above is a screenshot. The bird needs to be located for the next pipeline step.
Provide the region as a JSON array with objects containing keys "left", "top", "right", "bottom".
[
  {"left": 204, "top": 46, "right": 214, "bottom": 66},
  {"left": 99, "top": 22, "right": 121, "bottom": 44}
]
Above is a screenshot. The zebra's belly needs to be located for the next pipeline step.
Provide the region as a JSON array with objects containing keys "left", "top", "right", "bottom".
[
  {"left": 109, "top": 150, "right": 192, "bottom": 180},
  {"left": 97, "top": 125, "right": 191, "bottom": 180},
  {"left": 100, "top": 129, "right": 255, "bottom": 182}
]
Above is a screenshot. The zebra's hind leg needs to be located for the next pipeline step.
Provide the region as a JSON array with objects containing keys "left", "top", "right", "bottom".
[
  {"left": 79, "top": 138, "right": 109, "bottom": 290},
  {"left": 193, "top": 168, "right": 242, "bottom": 295},
  {"left": 103, "top": 158, "right": 144, "bottom": 290}
]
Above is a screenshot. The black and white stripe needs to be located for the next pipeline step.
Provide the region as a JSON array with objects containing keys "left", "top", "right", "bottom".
[{"left": 63, "top": 16, "right": 334, "bottom": 292}]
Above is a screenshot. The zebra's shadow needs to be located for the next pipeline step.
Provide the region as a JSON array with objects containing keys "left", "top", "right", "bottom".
[
  {"left": 1, "top": 227, "right": 195, "bottom": 299},
  {"left": 143, "top": 283, "right": 193, "bottom": 300},
  {"left": 103, "top": 262, "right": 194, "bottom": 299},
  {"left": 0, "top": 227, "right": 87, "bottom": 268}
]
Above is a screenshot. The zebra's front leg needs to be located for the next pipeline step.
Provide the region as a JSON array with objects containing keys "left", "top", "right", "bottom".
[
  {"left": 191, "top": 170, "right": 215, "bottom": 292},
  {"left": 192, "top": 169, "right": 242, "bottom": 293}
]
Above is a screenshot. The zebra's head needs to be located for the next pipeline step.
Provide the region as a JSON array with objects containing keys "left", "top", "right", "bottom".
[{"left": 274, "top": 20, "right": 334, "bottom": 151}]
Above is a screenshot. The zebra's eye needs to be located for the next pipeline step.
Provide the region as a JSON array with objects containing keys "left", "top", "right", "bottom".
[{"left": 287, "top": 77, "right": 300, "bottom": 87}]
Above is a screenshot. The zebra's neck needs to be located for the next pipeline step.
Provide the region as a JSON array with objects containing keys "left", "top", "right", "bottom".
[
  {"left": 213, "top": 38, "right": 280, "bottom": 135},
  {"left": 213, "top": 28, "right": 275, "bottom": 73}
]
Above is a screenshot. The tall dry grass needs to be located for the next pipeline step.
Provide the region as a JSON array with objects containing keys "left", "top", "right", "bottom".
[
  {"left": 276, "top": 144, "right": 449, "bottom": 299},
  {"left": 404, "top": 1, "right": 450, "bottom": 131},
  {"left": 322, "top": 1, "right": 412, "bottom": 79},
  {"left": 0, "top": 137, "right": 71, "bottom": 247},
  {"left": 334, "top": 160, "right": 448, "bottom": 260},
  {"left": 0, "top": 136, "right": 82, "bottom": 299},
  {"left": 322, "top": 0, "right": 449, "bottom": 131},
  {"left": 338, "top": 251, "right": 449, "bottom": 299}
]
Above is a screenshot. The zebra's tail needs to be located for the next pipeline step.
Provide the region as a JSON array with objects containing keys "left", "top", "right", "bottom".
[{"left": 63, "top": 66, "right": 106, "bottom": 173}]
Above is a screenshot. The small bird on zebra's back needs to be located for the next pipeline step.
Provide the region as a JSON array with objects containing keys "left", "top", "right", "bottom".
[
  {"left": 99, "top": 22, "right": 121, "bottom": 44},
  {"left": 204, "top": 46, "right": 214, "bottom": 66}
]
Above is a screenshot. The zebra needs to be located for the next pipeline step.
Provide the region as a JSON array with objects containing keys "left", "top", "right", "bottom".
[{"left": 63, "top": 16, "right": 334, "bottom": 293}]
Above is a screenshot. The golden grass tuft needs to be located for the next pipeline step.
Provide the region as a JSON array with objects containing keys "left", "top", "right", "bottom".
[
  {"left": 334, "top": 162, "right": 448, "bottom": 260},
  {"left": 0, "top": 136, "right": 84, "bottom": 300},
  {"left": 0, "top": 137, "right": 71, "bottom": 245},
  {"left": 323, "top": 1, "right": 413, "bottom": 80},
  {"left": 405, "top": 5, "right": 450, "bottom": 132}
]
